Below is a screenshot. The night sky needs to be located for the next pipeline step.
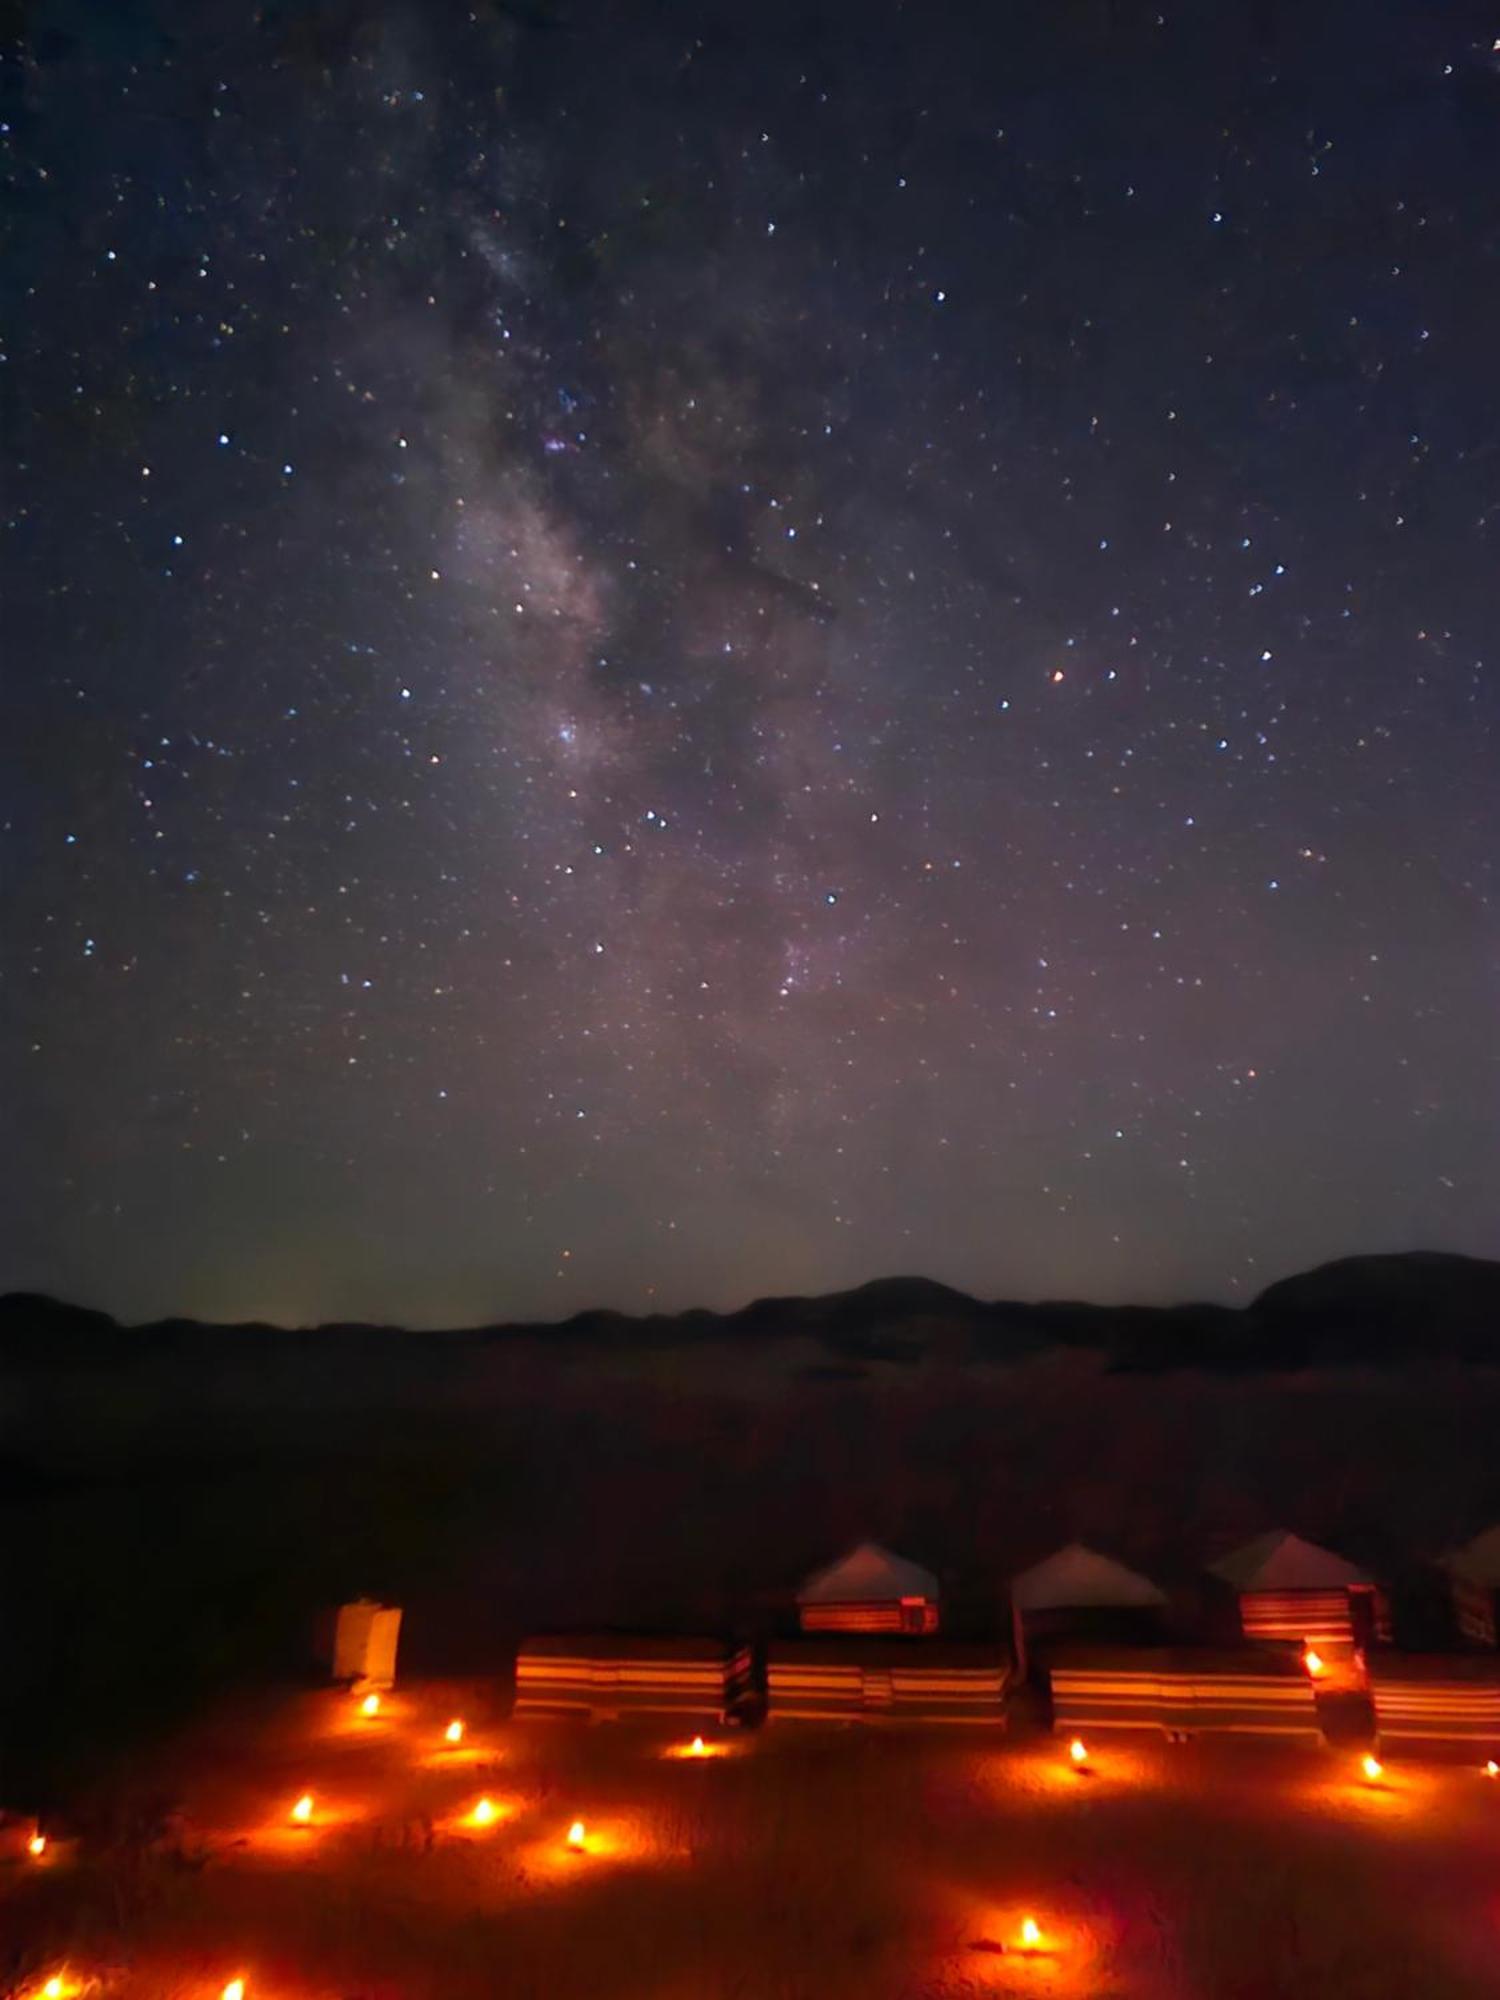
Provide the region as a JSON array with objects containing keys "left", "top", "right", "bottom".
[{"left": 5, "top": 1, "right": 1498, "bottom": 1329}]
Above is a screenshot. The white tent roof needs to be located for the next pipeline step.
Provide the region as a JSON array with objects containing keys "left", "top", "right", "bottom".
[
  {"left": 797, "top": 1541, "right": 938, "bottom": 1605},
  {"left": 1445, "top": 1525, "right": 1500, "bottom": 1586},
  {"left": 1009, "top": 1542, "right": 1168, "bottom": 1612},
  {"left": 1209, "top": 1530, "right": 1370, "bottom": 1592}
]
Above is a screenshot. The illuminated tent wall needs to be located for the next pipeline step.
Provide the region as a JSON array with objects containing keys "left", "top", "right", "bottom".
[
  {"left": 765, "top": 1639, "right": 1010, "bottom": 1724},
  {"left": 1370, "top": 1653, "right": 1500, "bottom": 1759},
  {"left": 319, "top": 1600, "right": 402, "bottom": 1689},
  {"left": 1208, "top": 1531, "right": 1390, "bottom": 1648},
  {"left": 1441, "top": 1526, "right": 1500, "bottom": 1647},
  {"left": 514, "top": 1635, "right": 753, "bottom": 1723},
  {"left": 1050, "top": 1645, "right": 1322, "bottom": 1742},
  {"left": 1008, "top": 1543, "right": 1169, "bottom": 1680},
  {"left": 795, "top": 1542, "right": 940, "bottom": 1635}
]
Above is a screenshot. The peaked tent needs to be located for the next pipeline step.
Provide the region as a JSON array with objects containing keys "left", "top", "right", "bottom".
[
  {"left": 1442, "top": 1526, "right": 1500, "bottom": 1647},
  {"left": 1209, "top": 1531, "right": 1388, "bottom": 1646},
  {"left": 796, "top": 1542, "right": 940, "bottom": 1634},
  {"left": 1009, "top": 1544, "right": 1169, "bottom": 1677}
]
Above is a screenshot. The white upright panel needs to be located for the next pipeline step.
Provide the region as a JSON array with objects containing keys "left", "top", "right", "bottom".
[
  {"left": 332, "top": 1600, "right": 401, "bottom": 1684},
  {"left": 363, "top": 1605, "right": 402, "bottom": 1687}
]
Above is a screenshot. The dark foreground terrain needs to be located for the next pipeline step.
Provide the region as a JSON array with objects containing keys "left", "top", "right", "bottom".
[{"left": 5, "top": 1683, "right": 1500, "bottom": 1999}]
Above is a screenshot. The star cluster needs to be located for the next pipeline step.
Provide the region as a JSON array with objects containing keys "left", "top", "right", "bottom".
[{"left": 4, "top": 1, "right": 1497, "bottom": 1325}]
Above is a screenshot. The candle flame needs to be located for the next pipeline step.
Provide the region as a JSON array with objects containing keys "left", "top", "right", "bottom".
[
  {"left": 223, "top": 1981, "right": 246, "bottom": 2000},
  {"left": 360, "top": 1691, "right": 381, "bottom": 1717},
  {"left": 1362, "top": 1754, "right": 1383, "bottom": 1781},
  {"left": 28, "top": 1832, "right": 47, "bottom": 1857},
  {"left": 1485, "top": 1759, "right": 1498, "bottom": 1778},
  {"left": 290, "top": 1793, "right": 314, "bottom": 1823},
  {"left": 1303, "top": 1646, "right": 1324, "bottom": 1677},
  {"left": 690, "top": 1735, "right": 706, "bottom": 1756},
  {"left": 1068, "top": 1738, "right": 1088, "bottom": 1764},
  {"left": 445, "top": 1719, "right": 465, "bottom": 1744},
  {"left": 1020, "top": 1916, "right": 1043, "bottom": 1950},
  {"left": 566, "top": 1819, "right": 586, "bottom": 1849},
  {"left": 470, "top": 1797, "right": 496, "bottom": 1827}
]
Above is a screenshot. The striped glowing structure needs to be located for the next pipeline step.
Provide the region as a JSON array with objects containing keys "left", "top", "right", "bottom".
[
  {"left": 1050, "top": 1647, "right": 1322, "bottom": 1741},
  {"left": 514, "top": 1635, "right": 753, "bottom": 1722},
  {"left": 1369, "top": 1654, "right": 1500, "bottom": 1762},
  {"left": 765, "top": 1640, "right": 1010, "bottom": 1725}
]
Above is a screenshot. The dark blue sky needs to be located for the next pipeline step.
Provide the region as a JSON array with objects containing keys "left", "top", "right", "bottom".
[{"left": 5, "top": 0, "right": 1498, "bottom": 1326}]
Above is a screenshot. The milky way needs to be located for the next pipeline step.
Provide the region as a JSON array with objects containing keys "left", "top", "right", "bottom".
[{"left": 4, "top": 1, "right": 1498, "bottom": 1325}]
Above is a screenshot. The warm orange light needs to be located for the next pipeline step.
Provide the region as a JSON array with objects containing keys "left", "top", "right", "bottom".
[
  {"left": 1485, "top": 1759, "right": 1498, "bottom": 1779},
  {"left": 222, "top": 1981, "right": 247, "bottom": 2000},
  {"left": 290, "top": 1793, "right": 314, "bottom": 1823},
  {"left": 359, "top": 1691, "right": 381, "bottom": 1717},
  {"left": 566, "top": 1819, "right": 587, "bottom": 1849},
  {"left": 689, "top": 1735, "right": 706, "bottom": 1756},
  {"left": 28, "top": 1832, "right": 47, "bottom": 1857},
  {"left": 1068, "top": 1737, "right": 1088, "bottom": 1765},
  {"left": 445, "top": 1719, "right": 465, "bottom": 1744},
  {"left": 470, "top": 1796, "right": 497, "bottom": 1828},
  {"left": 42, "top": 1980, "right": 69, "bottom": 2000},
  {"left": 1019, "top": 1916, "right": 1043, "bottom": 1951},
  {"left": 1362, "top": 1754, "right": 1383, "bottom": 1782},
  {"left": 1303, "top": 1646, "right": 1324, "bottom": 1677}
]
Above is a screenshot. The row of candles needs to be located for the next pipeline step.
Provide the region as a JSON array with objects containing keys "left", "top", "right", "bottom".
[{"left": 1067, "top": 1733, "right": 1498, "bottom": 1783}]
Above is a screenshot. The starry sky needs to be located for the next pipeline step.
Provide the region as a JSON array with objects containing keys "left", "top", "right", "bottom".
[{"left": 4, "top": 0, "right": 1498, "bottom": 1329}]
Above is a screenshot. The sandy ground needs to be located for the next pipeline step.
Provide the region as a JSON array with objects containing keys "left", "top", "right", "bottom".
[{"left": 5, "top": 1681, "right": 1499, "bottom": 2000}]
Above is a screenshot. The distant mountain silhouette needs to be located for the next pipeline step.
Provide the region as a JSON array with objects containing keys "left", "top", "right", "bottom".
[
  {"left": 3, "top": 1251, "right": 1498, "bottom": 1373},
  {"left": 1249, "top": 1251, "right": 1500, "bottom": 1364}
]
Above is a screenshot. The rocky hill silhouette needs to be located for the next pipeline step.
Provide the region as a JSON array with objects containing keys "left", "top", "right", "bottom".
[{"left": 4, "top": 1249, "right": 1498, "bottom": 1374}]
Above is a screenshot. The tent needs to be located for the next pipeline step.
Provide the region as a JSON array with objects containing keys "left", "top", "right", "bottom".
[
  {"left": 796, "top": 1542, "right": 940, "bottom": 1635},
  {"left": 766, "top": 1639, "right": 1009, "bottom": 1725},
  {"left": 514, "top": 1635, "right": 753, "bottom": 1723},
  {"left": 1370, "top": 1652, "right": 1500, "bottom": 1760},
  {"left": 1209, "top": 1531, "right": 1389, "bottom": 1647},
  {"left": 1009, "top": 1544, "right": 1169, "bottom": 1677},
  {"left": 1441, "top": 1526, "right": 1500, "bottom": 1647},
  {"left": 1050, "top": 1646, "right": 1322, "bottom": 1742}
]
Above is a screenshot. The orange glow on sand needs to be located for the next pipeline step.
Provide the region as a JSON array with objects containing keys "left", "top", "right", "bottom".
[
  {"left": 40, "top": 1979, "right": 79, "bottom": 2000},
  {"left": 1362, "top": 1754, "right": 1383, "bottom": 1782},
  {"left": 359, "top": 1691, "right": 381, "bottom": 1717},
  {"left": 445, "top": 1718, "right": 465, "bottom": 1744},
  {"left": 664, "top": 1733, "right": 730, "bottom": 1760},
  {"left": 222, "top": 1981, "right": 246, "bottom": 2000},
  {"left": 1303, "top": 1646, "right": 1324, "bottom": 1677},
  {"left": 290, "top": 1793, "right": 314, "bottom": 1823},
  {"left": 1019, "top": 1916, "right": 1044, "bottom": 1951},
  {"left": 470, "top": 1797, "right": 497, "bottom": 1828},
  {"left": 513, "top": 1814, "right": 658, "bottom": 1886},
  {"left": 1068, "top": 1738, "right": 1088, "bottom": 1766},
  {"left": 1485, "top": 1759, "right": 1498, "bottom": 1778},
  {"left": 28, "top": 1832, "right": 47, "bottom": 1857}
]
